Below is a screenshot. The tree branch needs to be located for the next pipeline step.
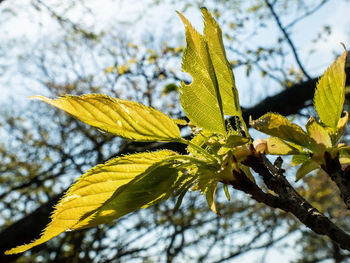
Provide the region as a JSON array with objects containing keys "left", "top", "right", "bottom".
[
  {"left": 242, "top": 57, "right": 350, "bottom": 123},
  {"left": 322, "top": 152, "right": 350, "bottom": 209},
  {"left": 285, "top": 0, "right": 328, "bottom": 29},
  {"left": 265, "top": 0, "right": 311, "bottom": 79},
  {"left": 244, "top": 155, "right": 350, "bottom": 251}
]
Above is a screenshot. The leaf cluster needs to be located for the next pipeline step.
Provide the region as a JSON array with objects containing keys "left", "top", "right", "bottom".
[
  {"left": 251, "top": 50, "right": 348, "bottom": 181},
  {"left": 5, "top": 8, "right": 348, "bottom": 255}
]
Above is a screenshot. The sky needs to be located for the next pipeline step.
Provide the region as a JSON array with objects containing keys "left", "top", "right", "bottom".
[{"left": 1, "top": 0, "right": 350, "bottom": 104}]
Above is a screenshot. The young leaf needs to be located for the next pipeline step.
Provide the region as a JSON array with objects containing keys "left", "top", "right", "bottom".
[
  {"left": 191, "top": 166, "right": 221, "bottom": 214},
  {"left": 292, "top": 154, "right": 310, "bottom": 166},
  {"left": 30, "top": 94, "right": 181, "bottom": 142},
  {"left": 296, "top": 159, "right": 320, "bottom": 181},
  {"left": 339, "top": 146, "right": 350, "bottom": 164},
  {"left": 186, "top": 131, "right": 214, "bottom": 159},
  {"left": 305, "top": 117, "right": 332, "bottom": 151},
  {"left": 225, "top": 134, "right": 249, "bottom": 148},
  {"left": 251, "top": 113, "right": 310, "bottom": 148},
  {"left": 177, "top": 12, "right": 226, "bottom": 135},
  {"left": 239, "top": 163, "right": 255, "bottom": 183},
  {"left": 263, "top": 137, "right": 300, "bottom": 155},
  {"left": 217, "top": 135, "right": 249, "bottom": 156},
  {"left": 173, "top": 118, "right": 188, "bottom": 126},
  {"left": 76, "top": 160, "right": 190, "bottom": 229},
  {"left": 223, "top": 184, "right": 231, "bottom": 200},
  {"left": 202, "top": 7, "right": 241, "bottom": 117},
  {"left": 206, "top": 182, "right": 220, "bottom": 215},
  {"left": 314, "top": 50, "right": 347, "bottom": 130},
  {"left": 335, "top": 111, "right": 349, "bottom": 143},
  {"left": 5, "top": 150, "right": 178, "bottom": 255}
]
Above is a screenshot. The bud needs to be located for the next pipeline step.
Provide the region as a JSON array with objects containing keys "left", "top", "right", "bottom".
[{"left": 253, "top": 139, "right": 267, "bottom": 154}]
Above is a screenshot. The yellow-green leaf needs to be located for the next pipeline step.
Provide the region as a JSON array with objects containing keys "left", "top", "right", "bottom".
[
  {"left": 335, "top": 111, "right": 349, "bottom": 143},
  {"left": 206, "top": 182, "right": 219, "bottom": 215},
  {"left": 251, "top": 113, "right": 310, "bottom": 148},
  {"left": 296, "top": 159, "right": 320, "bottom": 181},
  {"left": 202, "top": 8, "right": 241, "bottom": 117},
  {"left": 239, "top": 163, "right": 255, "bottom": 183},
  {"left": 217, "top": 134, "right": 249, "bottom": 156},
  {"left": 77, "top": 155, "right": 211, "bottom": 229},
  {"left": 77, "top": 160, "right": 188, "bottom": 229},
  {"left": 339, "top": 146, "right": 350, "bottom": 164},
  {"left": 314, "top": 50, "right": 346, "bottom": 130},
  {"left": 187, "top": 131, "right": 213, "bottom": 159},
  {"left": 225, "top": 134, "right": 249, "bottom": 148},
  {"left": 292, "top": 154, "right": 310, "bottom": 166},
  {"left": 177, "top": 12, "right": 226, "bottom": 135},
  {"left": 30, "top": 94, "right": 181, "bottom": 142},
  {"left": 264, "top": 137, "right": 300, "bottom": 155},
  {"left": 223, "top": 184, "right": 231, "bottom": 200},
  {"left": 306, "top": 117, "right": 332, "bottom": 151},
  {"left": 5, "top": 150, "right": 178, "bottom": 255},
  {"left": 173, "top": 118, "right": 188, "bottom": 126}
]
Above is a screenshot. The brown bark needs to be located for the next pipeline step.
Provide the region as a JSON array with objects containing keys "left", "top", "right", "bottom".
[{"left": 243, "top": 155, "right": 350, "bottom": 251}]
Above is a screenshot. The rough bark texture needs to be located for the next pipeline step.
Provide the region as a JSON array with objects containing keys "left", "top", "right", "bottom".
[
  {"left": 243, "top": 155, "right": 350, "bottom": 251},
  {"left": 323, "top": 152, "right": 350, "bottom": 209}
]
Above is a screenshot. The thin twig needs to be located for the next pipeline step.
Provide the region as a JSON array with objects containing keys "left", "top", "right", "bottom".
[
  {"left": 265, "top": 0, "right": 312, "bottom": 80},
  {"left": 286, "top": 0, "right": 328, "bottom": 29}
]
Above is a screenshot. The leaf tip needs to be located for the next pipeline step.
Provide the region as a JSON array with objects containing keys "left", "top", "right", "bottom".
[
  {"left": 340, "top": 42, "right": 347, "bottom": 52},
  {"left": 200, "top": 6, "right": 209, "bottom": 16},
  {"left": 176, "top": 10, "right": 186, "bottom": 23},
  {"left": 28, "top": 95, "right": 47, "bottom": 101},
  {"left": 4, "top": 244, "right": 31, "bottom": 255}
]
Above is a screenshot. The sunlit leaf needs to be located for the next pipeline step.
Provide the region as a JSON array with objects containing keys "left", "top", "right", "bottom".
[
  {"left": 187, "top": 131, "right": 212, "bottom": 159},
  {"left": 306, "top": 117, "right": 332, "bottom": 151},
  {"left": 5, "top": 150, "right": 178, "bottom": 254},
  {"left": 225, "top": 134, "right": 249, "bottom": 147},
  {"left": 202, "top": 7, "right": 241, "bottom": 117},
  {"left": 30, "top": 94, "right": 181, "bottom": 142},
  {"left": 339, "top": 146, "right": 350, "bottom": 164},
  {"left": 191, "top": 165, "right": 221, "bottom": 214},
  {"left": 218, "top": 151, "right": 237, "bottom": 181},
  {"left": 335, "top": 111, "right": 349, "bottom": 143},
  {"left": 314, "top": 50, "right": 346, "bottom": 130},
  {"left": 177, "top": 12, "right": 226, "bottom": 135},
  {"left": 292, "top": 154, "right": 310, "bottom": 166},
  {"left": 173, "top": 176, "right": 197, "bottom": 213},
  {"left": 264, "top": 137, "right": 300, "bottom": 155},
  {"left": 223, "top": 184, "right": 231, "bottom": 200},
  {"left": 173, "top": 118, "right": 188, "bottom": 126},
  {"left": 251, "top": 113, "right": 310, "bottom": 148},
  {"left": 206, "top": 182, "right": 219, "bottom": 215},
  {"left": 296, "top": 159, "right": 320, "bottom": 181},
  {"left": 239, "top": 163, "right": 255, "bottom": 183},
  {"left": 218, "top": 135, "right": 249, "bottom": 155},
  {"left": 77, "top": 160, "right": 189, "bottom": 229}
]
